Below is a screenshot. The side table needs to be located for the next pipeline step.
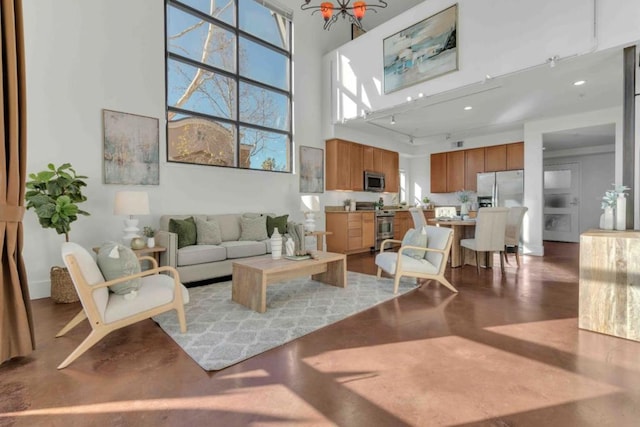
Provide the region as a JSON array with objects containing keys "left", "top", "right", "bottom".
[
  {"left": 93, "top": 245, "right": 167, "bottom": 264},
  {"left": 305, "top": 231, "right": 333, "bottom": 251}
]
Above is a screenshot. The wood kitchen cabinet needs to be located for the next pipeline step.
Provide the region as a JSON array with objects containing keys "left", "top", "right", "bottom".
[
  {"left": 430, "top": 152, "right": 447, "bottom": 193},
  {"left": 464, "top": 148, "right": 485, "bottom": 192},
  {"left": 393, "top": 211, "right": 412, "bottom": 241},
  {"left": 506, "top": 142, "right": 524, "bottom": 170},
  {"left": 326, "top": 212, "right": 375, "bottom": 254},
  {"left": 327, "top": 139, "right": 399, "bottom": 192},
  {"left": 382, "top": 149, "right": 399, "bottom": 193},
  {"left": 326, "top": 139, "right": 351, "bottom": 191},
  {"left": 484, "top": 144, "right": 507, "bottom": 172},
  {"left": 446, "top": 150, "right": 465, "bottom": 192}
]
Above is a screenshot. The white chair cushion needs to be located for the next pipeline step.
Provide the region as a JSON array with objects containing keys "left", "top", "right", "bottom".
[
  {"left": 62, "top": 242, "right": 109, "bottom": 320},
  {"left": 376, "top": 252, "right": 438, "bottom": 275},
  {"left": 460, "top": 238, "right": 477, "bottom": 251},
  {"left": 104, "top": 274, "right": 189, "bottom": 324},
  {"left": 177, "top": 245, "right": 226, "bottom": 266},
  {"left": 424, "top": 226, "right": 451, "bottom": 267}
]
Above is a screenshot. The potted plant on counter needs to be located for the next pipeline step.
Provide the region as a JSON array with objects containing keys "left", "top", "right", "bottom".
[
  {"left": 25, "top": 163, "right": 90, "bottom": 303},
  {"left": 456, "top": 189, "right": 471, "bottom": 216},
  {"left": 143, "top": 226, "right": 156, "bottom": 248}
]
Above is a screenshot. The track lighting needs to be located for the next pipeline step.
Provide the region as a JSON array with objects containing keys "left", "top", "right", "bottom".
[
  {"left": 390, "top": 115, "right": 396, "bottom": 125},
  {"left": 547, "top": 55, "right": 559, "bottom": 68}
]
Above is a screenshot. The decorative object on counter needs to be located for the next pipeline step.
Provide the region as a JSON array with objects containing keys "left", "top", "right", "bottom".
[
  {"left": 300, "top": 194, "right": 320, "bottom": 231},
  {"left": 343, "top": 198, "right": 352, "bottom": 211},
  {"left": 600, "top": 184, "right": 629, "bottom": 230},
  {"left": 114, "top": 191, "right": 150, "bottom": 245},
  {"left": 130, "top": 236, "right": 146, "bottom": 250},
  {"left": 422, "top": 196, "right": 431, "bottom": 209},
  {"left": 143, "top": 226, "right": 156, "bottom": 248},
  {"left": 284, "top": 236, "right": 295, "bottom": 256},
  {"left": 271, "top": 227, "right": 283, "bottom": 259},
  {"left": 377, "top": 197, "right": 384, "bottom": 210},
  {"left": 457, "top": 189, "right": 471, "bottom": 215}
]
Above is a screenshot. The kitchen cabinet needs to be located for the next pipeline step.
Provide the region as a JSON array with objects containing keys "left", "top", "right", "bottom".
[
  {"left": 326, "top": 212, "right": 374, "bottom": 254},
  {"left": 446, "top": 150, "right": 465, "bottom": 192},
  {"left": 506, "top": 142, "right": 524, "bottom": 170},
  {"left": 349, "top": 143, "right": 364, "bottom": 191},
  {"left": 484, "top": 145, "right": 507, "bottom": 172},
  {"left": 326, "top": 139, "right": 351, "bottom": 191},
  {"left": 382, "top": 149, "right": 399, "bottom": 193},
  {"left": 327, "top": 139, "right": 399, "bottom": 192},
  {"left": 430, "top": 152, "right": 447, "bottom": 193},
  {"left": 464, "top": 148, "right": 485, "bottom": 192},
  {"left": 394, "top": 211, "right": 413, "bottom": 241}
]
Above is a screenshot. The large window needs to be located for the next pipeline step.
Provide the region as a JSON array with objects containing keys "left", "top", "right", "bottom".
[{"left": 166, "top": 0, "right": 292, "bottom": 172}]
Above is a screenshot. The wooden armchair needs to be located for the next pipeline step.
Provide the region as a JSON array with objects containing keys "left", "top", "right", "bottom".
[
  {"left": 375, "top": 225, "right": 457, "bottom": 294},
  {"left": 56, "top": 242, "right": 189, "bottom": 369}
]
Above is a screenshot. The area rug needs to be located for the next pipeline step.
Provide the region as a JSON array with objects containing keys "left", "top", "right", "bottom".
[{"left": 153, "top": 271, "right": 417, "bottom": 371}]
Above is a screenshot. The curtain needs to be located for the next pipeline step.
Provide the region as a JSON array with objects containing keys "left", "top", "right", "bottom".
[{"left": 0, "top": 0, "right": 35, "bottom": 363}]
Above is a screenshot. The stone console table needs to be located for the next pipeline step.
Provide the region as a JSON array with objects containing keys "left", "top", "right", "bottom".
[{"left": 579, "top": 229, "right": 640, "bottom": 342}]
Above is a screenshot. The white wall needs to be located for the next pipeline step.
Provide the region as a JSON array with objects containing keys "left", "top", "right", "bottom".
[{"left": 21, "top": 0, "right": 334, "bottom": 298}]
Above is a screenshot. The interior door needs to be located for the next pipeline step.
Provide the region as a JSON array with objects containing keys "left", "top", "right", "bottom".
[{"left": 543, "top": 162, "right": 581, "bottom": 242}]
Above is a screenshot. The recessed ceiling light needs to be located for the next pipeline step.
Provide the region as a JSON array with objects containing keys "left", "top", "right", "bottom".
[
  {"left": 573, "top": 80, "right": 586, "bottom": 86},
  {"left": 464, "top": 106, "right": 473, "bottom": 111},
  {"left": 406, "top": 96, "right": 412, "bottom": 102}
]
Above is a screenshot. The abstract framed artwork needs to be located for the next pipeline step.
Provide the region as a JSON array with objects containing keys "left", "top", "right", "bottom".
[
  {"left": 103, "top": 109, "right": 159, "bottom": 185},
  {"left": 299, "top": 146, "right": 324, "bottom": 193},
  {"left": 383, "top": 4, "right": 458, "bottom": 94}
]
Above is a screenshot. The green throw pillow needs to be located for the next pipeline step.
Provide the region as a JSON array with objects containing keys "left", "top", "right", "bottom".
[
  {"left": 96, "top": 242, "right": 141, "bottom": 296},
  {"left": 401, "top": 227, "right": 428, "bottom": 259},
  {"left": 195, "top": 217, "right": 222, "bottom": 245},
  {"left": 267, "top": 214, "right": 289, "bottom": 237},
  {"left": 239, "top": 215, "right": 268, "bottom": 241},
  {"left": 169, "top": 217, "right": 197, "bottom": 249}
]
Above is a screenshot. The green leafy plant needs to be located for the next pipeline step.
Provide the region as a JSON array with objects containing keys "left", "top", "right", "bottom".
[
  {"left": 143, "top": 226, "right": 155, "bottom": 238},
  {"left": 25, "top": 163, "right": 89, "bottom": 242},
  {"left": 456, "top": 189, "right": 470, "bottom": 203},
  {"left": 601, "top": 184, "right": 630, "bottom": 209},
  {"left": 422, "top": 196, "right": 430, "bottom": 204}
]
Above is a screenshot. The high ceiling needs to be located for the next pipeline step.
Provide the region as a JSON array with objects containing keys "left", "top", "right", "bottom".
[{"left": 340, "top": 46, "right": 623, "bottom": 149}]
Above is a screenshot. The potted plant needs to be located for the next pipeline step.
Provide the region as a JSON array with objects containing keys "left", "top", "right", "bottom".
[
  {"left": 143, "top": 226, "right": 156, "bottom": 248},
  {"left": 422, "top": 196, "right": 431, "bottom": 209},
  {"left": 456, "top": 189, "right": 471, "bottom": 216},
  {"left": 25, "top": 163, "right": 89, "bottom": 303}
]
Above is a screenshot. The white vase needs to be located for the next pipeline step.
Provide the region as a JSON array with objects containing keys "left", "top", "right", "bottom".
[
  {"left": 603, "top": 207, "right": 614, "bottom": 230},
  {"left": 616, "top": 194, "right": 626, "bottom": 231},
  {"left": 460, "top": 202, "right": 469, "bottom": 215},
  {"left": 147, "top": 237, "right": 155, "bottom": 248},
  {"left": 271, "top": 227, "right": 283, "bottom": 259}
]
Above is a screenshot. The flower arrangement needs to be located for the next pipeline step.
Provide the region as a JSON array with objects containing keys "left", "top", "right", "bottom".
[
  {"left": 601, "top": 184, "right": 629, "bottom": 209},
  {"left": 456, "top": 189, "right": 470, "bottom": 203},
  {"left": 143, "top": 226, "right": 155, "bottom": 238}
]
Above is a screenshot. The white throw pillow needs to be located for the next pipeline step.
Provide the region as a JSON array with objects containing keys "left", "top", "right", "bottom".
[
  {"left": 239, "top": 215, "right": 268, "bottom": 241},
  {"left": 195, "top": 217, "right": 222, "bottom": 245}
]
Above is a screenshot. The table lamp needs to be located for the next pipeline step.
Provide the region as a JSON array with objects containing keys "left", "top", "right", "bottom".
[
  {"left": 114, "top": 191, "right": 150, "bottom": 244},
  {"left": 300, "top": 195, "right": 320, "bottom": 232}
]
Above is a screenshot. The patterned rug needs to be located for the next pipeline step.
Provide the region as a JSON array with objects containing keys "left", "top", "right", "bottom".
[{"left": 153, "top": 271, "right": 417, "bottom": 371}]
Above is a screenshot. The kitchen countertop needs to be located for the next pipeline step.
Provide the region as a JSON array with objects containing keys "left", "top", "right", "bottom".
[{"left": 325, "top": 206, "right": 435, "bottom": 213}]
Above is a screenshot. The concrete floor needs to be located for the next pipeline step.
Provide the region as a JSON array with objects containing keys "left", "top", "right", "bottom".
[{"left": 1, "top": 242, "right": 639, "bottom": 426}]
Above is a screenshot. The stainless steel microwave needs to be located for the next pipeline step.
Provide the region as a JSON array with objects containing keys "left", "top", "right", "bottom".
[{"left": 364, "top": 171, "right": 385, "bottom": 192}]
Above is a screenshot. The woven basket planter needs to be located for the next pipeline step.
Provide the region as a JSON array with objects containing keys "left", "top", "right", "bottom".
[{"left": 50, "top": 266, "right": 79, "bottom": 303}]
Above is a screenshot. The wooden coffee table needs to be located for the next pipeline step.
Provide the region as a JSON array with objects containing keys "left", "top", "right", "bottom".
[{"left": 231, "top": 251, "right": 347, "bottom": 313}]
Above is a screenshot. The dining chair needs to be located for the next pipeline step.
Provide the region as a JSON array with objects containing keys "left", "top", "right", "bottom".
[
  {"left": 460, "top": 207, "right": 509, "bottom": 274},
  {"left": 56, "top": 242, "right": 189, "bottom": 369},
  {"left": 409, "top": 207, "right": 427, "bottom": 228},
  {"left": 503, "top": 206, "right": 528, "bottom": 267}
]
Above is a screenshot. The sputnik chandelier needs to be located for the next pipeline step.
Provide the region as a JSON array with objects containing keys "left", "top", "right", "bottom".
[{"left": 301, "top": 1, "right": 388, "bottom": 30}]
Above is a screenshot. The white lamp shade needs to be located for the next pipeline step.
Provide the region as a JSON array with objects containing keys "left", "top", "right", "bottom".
[
  {"left": 300, "top": 195, "right": 320, "bottom": 212},
  {"left": 114, "top": 191, "right": 150, "bottom": 216}
]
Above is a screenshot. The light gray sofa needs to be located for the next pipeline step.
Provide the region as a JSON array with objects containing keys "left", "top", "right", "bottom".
[{"left": 157, "top": 213, "right": 286, "bottom": 283}]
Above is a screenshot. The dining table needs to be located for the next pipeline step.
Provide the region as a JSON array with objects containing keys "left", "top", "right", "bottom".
[{"left": 427, "top": 218, "right": 492, "bottom": 268}]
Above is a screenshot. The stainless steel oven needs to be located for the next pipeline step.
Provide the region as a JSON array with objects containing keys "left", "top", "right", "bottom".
[{"left": 375, "top": 211, "right": 395, "bottom": 250}]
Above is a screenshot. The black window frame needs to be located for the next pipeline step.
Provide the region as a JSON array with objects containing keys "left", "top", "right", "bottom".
[{"left": 164, "top": 0, "right": 293, "bottom": 173}]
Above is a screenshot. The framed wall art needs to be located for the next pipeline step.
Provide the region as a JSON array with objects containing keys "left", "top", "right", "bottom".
[
  {"left": 383, "top": 4, "right": 458, "bottom": 94},
  {"left": 299, "top": 146, "right": 324, "bottom": 193},
  {"left": 103, "top": 109, "right": 159, "bottom": 185}
]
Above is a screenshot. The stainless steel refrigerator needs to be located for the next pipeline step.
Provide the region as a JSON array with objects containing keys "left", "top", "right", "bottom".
[{"left": 477, "top": 170, "right": 524, "bottom": 207}]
